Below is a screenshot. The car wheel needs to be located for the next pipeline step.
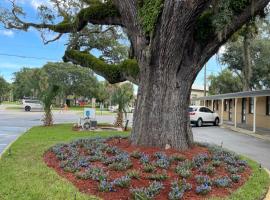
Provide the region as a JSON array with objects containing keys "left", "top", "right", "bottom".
[
  {"left": 196, "top": 118, "right": 203, "bottom": 127},
  {"left": 214, "top": 117, "right": 219, "bottom": 126},
  {"left": 83, "top": 122, "right": 91, "bottom": 130},
  {"left": 25, "top": 106, "right": 31, "bottom": 112}
]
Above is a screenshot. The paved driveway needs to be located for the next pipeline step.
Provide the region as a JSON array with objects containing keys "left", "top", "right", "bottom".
[
  {"left": 193, "top": 126, "right": 270, "bottom": 169},
  {"left": 0, "top": 106, "right": 269, "bottom": 169}
]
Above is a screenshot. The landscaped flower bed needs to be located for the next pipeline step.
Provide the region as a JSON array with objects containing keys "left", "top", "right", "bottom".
[{"left": 44, "top": 136, "right": 252, "bottom": 200}]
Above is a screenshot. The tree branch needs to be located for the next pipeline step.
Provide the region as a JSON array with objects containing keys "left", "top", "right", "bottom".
[
  {"left": 5, "top": 0, "right": 123, "bottom": 33},
  {"left": 196, "top": 0, "right": 270, "bottom": 69},
  {"left": 63, "top": 50, "right": 139, "bottom": 84}
]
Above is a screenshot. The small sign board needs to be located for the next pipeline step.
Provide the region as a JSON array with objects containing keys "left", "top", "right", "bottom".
[{"left": 84, "top": 108, "right": 96, "bottom": 118}]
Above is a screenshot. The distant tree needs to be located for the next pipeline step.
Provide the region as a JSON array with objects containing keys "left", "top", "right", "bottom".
[
  {"left": 111, "top": 82, "right": 134, "bottom": 128},
  {"left": 13, "top": 68, "right": 41, "bottom": 99},
  {"left": 0, "top": 76, "right": 9, "bottom": 103},
  {"left": 96, "top": 81, "right": 110, "bottom": 106},
  {"left": 208, "top": 69, "right": 243, "bottom": 95},
  {"left": 43, "top": 62, "right": 99, "bottom": 105},
  {"left": 220, "top": 17, "right": 270, "bottom": 90}
]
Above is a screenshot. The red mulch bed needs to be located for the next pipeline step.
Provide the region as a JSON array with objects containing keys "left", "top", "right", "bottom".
[{"left": 44, "top": 138, "right": 251, "bottom": 200}]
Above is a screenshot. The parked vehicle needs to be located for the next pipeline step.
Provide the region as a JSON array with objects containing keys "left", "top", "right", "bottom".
[
  {"left": 22, "top": 99, "right": 43, "bottom": 112},
  {"left": 189, "top": 106, "right": 219, "bottom": 127}
]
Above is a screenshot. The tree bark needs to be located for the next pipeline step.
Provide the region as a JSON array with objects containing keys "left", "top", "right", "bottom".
[{"left": 131, "top": 56, "right": 194, "bottom": 150}]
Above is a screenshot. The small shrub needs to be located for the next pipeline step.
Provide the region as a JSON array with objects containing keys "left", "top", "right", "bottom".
[
  {"left": 130, "top": 150, "right": 142, "bottom": 159},
  {"left": 231, "top": 174, "right": 241, "bottom": 183},
  {"left": 226, "top": 165, "right": 239, "bottom": 174},
  {"left": 193, "top": 153, "right": 209, "bottom": 168},
  {"left": 237, "top": 160, "right": 248, "bottom": 166},
  {"left": 195, "top": 175, "right": 212, "bottom": 185},
  {"left": 212, "top": 160, "right": 222, "bottom": 167},
  {"left": 99, "top": 180, "right": 115, "bottom": 192},
  {"left": 109, "top": 161, "right": 133, "bottom": 171},
  {"left": 76, "top": 167, "right": 107, "bottom": 181},
  {"left": 112, "top": 176, "right": 131, "bottom": 188},
  {"left": 127, "top": 170, "right": 141, "bottom": 179},
  {"left": 199, "top": 164, "right": 215, "bottom": 175},
  {"left": 130, "top": 181, "right": 163, "bottom": 199},
  {"left": 168, "top": 181, "right": 185, "bottom": 200},
  {"left": 214, "top": 176, "right": 232, "bottom": 188},
  {"left": 196, "top": 184, "right": 211, "bottom": 195},
  {"left": 154, "top": 152, "right": 167, "bottom": 159},
  {"left": 168, "top": 178, "right": 192, "bottom": 200},
  {"left": 175, "top": 166, "right": 191, "bottom": 178},
  {"left": 170, "top": 154, "right": 186, "bottom": 162},
  {"left": 140, "top": 153, "right": 150, "bottom": 164},
  {"left": 180, "top": 160, "right": 194, "bottom": 170},
  {"left": 143, "top": 164, "right": 156, "bottom": 173},
  {"left": 238, "top": 165, "right": 246, "bottom": 173},
  {"left": 155, "top": 157, "right": 170, "bottom": 169},
  {"left": 148, "top": 171, "right": 168, "bottom": 181}
]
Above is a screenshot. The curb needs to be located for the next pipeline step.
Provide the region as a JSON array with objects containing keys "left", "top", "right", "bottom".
[
  {"left": 220, "top": 125, "right": 270, "bottom": 142},
  {"left": 265, "top": 168, "right": 270, "bottom": 200},
  {"left": 0, "top": 128, "right": 29, "bottom": 160}
]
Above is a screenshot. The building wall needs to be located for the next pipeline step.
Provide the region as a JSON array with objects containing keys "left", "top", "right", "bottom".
[
  {"left": 205, "top": 97, "right": 270, "bottom": 129},
  {"left": 191, "top": 90, "right": 207, "bottom": 106}
]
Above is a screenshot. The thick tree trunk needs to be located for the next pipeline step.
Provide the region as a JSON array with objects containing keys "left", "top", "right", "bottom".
[{"left": 131, "top": 59, "right": 194, "bottom": 150}]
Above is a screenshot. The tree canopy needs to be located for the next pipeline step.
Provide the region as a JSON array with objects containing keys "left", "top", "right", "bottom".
[
  {"left": 208, "top": 69, "right": 243, "bottom": 95},
  {"left": 220, "top": 19, "right": 270, "bottom": 90},
  {"left": 12, "top": 63, "right": 100, "bottom": 101}
]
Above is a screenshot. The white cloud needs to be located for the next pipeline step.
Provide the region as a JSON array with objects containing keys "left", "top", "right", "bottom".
[
  {"left": 0, "top": 30, "right": 14, "bottom": 37},
  {"left": 218, "top": 46, "right": 226, "bottom": 55}
]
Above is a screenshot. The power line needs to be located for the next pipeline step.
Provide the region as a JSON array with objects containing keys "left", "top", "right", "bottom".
[{"left": 0, "top": 52, "right": 60, "bottom": 61}]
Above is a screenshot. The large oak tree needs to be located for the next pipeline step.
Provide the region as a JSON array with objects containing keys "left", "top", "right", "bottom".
[{"left": 1, "top": 0, "right": 269, "bottom": 149}]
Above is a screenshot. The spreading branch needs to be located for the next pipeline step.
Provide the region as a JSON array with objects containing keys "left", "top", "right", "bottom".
[
  {"left": 196, "top": 0, "right": 270, "bottom": 69},
  {"left": 4, "top": 0, "right": 123, "bottom": 33},
  {"left": 63, "top": 50, "right": 139, "bottom": 84}
]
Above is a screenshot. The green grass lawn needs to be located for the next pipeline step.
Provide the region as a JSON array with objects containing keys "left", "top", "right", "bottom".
[
  {"left": 1, "top": 101, "right": 20, "bottom": 105},
  {"left": 0, "top": 124, "right": 269, "bottom": 200}
]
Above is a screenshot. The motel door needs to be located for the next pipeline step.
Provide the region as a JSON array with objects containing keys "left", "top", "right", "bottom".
[
  {"left": 241, "top": 98, "right": 246, "bottom": 123},
  {"left": 228, "top": 99, "right": 233, "bottom": 121}
]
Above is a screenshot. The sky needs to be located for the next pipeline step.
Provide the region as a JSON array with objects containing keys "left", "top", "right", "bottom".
[{"left": 0, "top": 0, "right": 223, "bottom": 88}]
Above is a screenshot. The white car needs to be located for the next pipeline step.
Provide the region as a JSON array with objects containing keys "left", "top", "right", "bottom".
[
  {"left": 189, "top": 106, "right": 219, "bottom": 127},
  {"left": 22, "top": 99, "right": 43, "bottom": 112}
]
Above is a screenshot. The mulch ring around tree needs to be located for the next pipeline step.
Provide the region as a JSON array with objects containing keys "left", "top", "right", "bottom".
[{"left": 44, "top": 137, "right": 251, "bottom": 200}]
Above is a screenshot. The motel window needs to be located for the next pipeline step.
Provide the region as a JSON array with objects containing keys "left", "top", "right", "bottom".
[
  {"left": 267, "top": 96, "right": 270, "bottom": 116},
  {"left": 249, "top": 98, "right": 254, "bottom": 114}
]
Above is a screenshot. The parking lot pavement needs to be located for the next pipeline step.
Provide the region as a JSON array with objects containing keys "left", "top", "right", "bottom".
[{"left": 193, "top": 126, "right": 270, "bottom": 169}]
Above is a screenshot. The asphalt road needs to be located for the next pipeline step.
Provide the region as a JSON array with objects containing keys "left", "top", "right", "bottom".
[
  {"left": 0, "top": 106, "right": 269, "bottom": 169},
  {"left": 193, "top": 126, "right": 270, "bottom": 169}
]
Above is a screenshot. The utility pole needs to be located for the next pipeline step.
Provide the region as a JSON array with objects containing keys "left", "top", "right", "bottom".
[{"left": 204, "top": 64, "right": 207, "bottom": 97}]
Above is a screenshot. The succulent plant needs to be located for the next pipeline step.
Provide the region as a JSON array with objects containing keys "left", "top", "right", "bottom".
[
  {"left": 195, "top": 175, "right": 212, "bottom": 186},
  {"left": 196, "top": 184, "right": 211, "bottom": 195},
  {"left": 214, "top": 176, "right": 232, "bottom": 188}
]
